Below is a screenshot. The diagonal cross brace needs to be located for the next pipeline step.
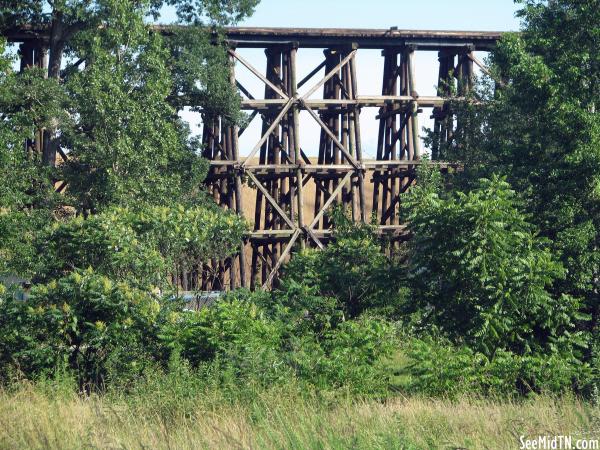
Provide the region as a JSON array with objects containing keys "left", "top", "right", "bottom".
[
  {"left": 309, "top": 171, "right": 353, "bottom": 230},
  {"left": 241, "top": 97, "right": 294, "bottom": 166},
  {"left": 301, "top": 49, "right": 357, "bottom": 100},
  {"left": 263, "top": 228, "right": 301, "bottom": 289},
  {"left": 229, "top": 49, "right": 289, "bottom": 100},
  {"left": 246, "top": 170, "right": 297, "bottom": 230},
  {"left": 261, "top": 172, "right": 352, "bottom": 288},
  {"left": 301, "top": 100, "right": 361, "bottom": 170}
]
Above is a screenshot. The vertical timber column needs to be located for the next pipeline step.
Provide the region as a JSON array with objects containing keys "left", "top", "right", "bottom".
[
  {"left": 200, "top": 115, "right": 222, "bottom": 290},
  {"left": 313, "top": 47, "right": 361, "bottom": 232},
  {"left": 290, "top": 44, "right": 305, "bottom": 248},
  {"left": 250, "top": 46, "right": 296, "bottom": 288},
  {"left": 252, "top": 47, "right": 278, "bottom": 288},
  {"left": 455, "top": 45, "right": 475, "bottom": 147},
  {"left": 200, "top": 89, "right": 240, "bottom": 290},
  {"left": 314, "top": 49, "right": 339, "bottom": 230},
  {"left": 457, "top": 46, "right": 475, "bottom": 96},
  {"left": 229, "top": 52, "right": 247, "bottom": 289},
  {"left": 431, "top": 45, "right": 474, "bottom": 160},
  {"left": 372, "top": 46, "right": 420, "bottom": 235},
  {"left": 349, "top": 47, "right": 366, "bottom": 223},
  {"left": 407, "top": 46, "right": 421, "bottom": 161},
  {"left": 19, "top": 41, "right": 47, "bottom": 157},
  {"left": 431, "top": 50, "right": 456, "bottom": 160}
]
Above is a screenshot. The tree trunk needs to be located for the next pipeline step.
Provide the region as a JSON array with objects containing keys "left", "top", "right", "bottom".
[{"left": 43, "top": 9, "right": 65, "bottom": 167}]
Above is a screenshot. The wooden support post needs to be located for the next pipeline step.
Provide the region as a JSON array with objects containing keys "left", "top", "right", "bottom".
[
  {"left": 230, "top": 53, "right": 247, "bottom": 288},
  {"left": 407, "top": 47, "right": 421, "bottom": 160},
  {"left": 290, "top": 45, "right": 305, "bottom": 250}
]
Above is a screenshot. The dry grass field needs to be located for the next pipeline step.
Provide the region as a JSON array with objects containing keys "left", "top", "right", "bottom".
[{"left": 0, "top": 384, "right": 598, "bottom": 450}]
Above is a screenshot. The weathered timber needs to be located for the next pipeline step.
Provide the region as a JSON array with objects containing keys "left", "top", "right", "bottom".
[{"left": 5, "top": 25, "right": 498, "bottom": 289}]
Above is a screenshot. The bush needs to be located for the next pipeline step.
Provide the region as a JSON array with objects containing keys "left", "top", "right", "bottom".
[
  {"left": 405, "top": 171, "right": 587, "bottom": 357},
  {"left": 0, "top": 269, "right": 167, "bottom": 389},
  {"left": 304, "top": 318, "right": 395, "bottom": 394},
  {"left": 36, "top": 204, "right": 246, "bottom": 289},
  {"left": 159, "top": 297, "right": 288, "bottom": 385},
  {"left": 398, "top": 337, "right": 592, "bottom": 397},
  {"left": 282, "top": 210, "right": 408, "bottom": 319},
  {"left": 224, "top": 287, "right": 397, "bottom": 394},
  {"left": 252, "top": 282, "right": 344, "bottom": 338},
  {"left": 0, "top": 208, "right": 52, "bottom": 278}
]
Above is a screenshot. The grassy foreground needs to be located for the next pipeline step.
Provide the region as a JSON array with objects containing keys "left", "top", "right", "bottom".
[{"left": 0, "top": 384, "right": 598, "bottom": 450}]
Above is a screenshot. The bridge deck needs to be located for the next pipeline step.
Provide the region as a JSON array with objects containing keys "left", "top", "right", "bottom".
[
  {"left": 5, "top": 25, "right": 503, "bottom": 50},
  {"left": 223, "top": 27, "right": 502, "bottom": 50}
]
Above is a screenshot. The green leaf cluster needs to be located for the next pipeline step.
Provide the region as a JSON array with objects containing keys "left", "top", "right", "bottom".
[
  {"left": 406, "top": 171, "right": 585, "bottom": 357},
  {"left": 36, "top": 204, "right": 247, "bottom": 289},
  {"left": 0, "top": 269, "right": 165, "bottom": 389}
]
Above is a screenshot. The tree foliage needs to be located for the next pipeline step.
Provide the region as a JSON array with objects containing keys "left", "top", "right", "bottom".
[
  {"left": 406, "top": 169, "right": 585, "bottom": 357},
  {"left": 282, "top": 210, "right": 407, "bottom": 319},
  {"left": 29, "top": 204, "right": 245, "bottom": 290},
  {"left": 439, "top": 0, "right": 600, "bottom": 338},
  {"left": 0, "top": 0, "right": 258, "bottom": 212},
  {"left": 0, "top": 269, "right": 166, "bottom": 388},
  {"left": 0, "top": 0, "right": 257, "bottom": 276}
]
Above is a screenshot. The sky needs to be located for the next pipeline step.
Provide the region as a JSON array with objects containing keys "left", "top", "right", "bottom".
[{"left": 167, "top": 0, "right": 523, "bottom": 157}]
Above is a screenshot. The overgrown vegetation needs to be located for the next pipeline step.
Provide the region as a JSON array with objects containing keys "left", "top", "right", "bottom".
[
  {"left": 0, "top": 0, "right": 599, "bottom": 447},
  {"left": 0, "top": 381, "right": 598, "bottom": 450}
]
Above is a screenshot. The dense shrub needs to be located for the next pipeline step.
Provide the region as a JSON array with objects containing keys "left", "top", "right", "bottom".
[
  {"left": 282, "top": 210, "right": 408, "bottom": 319},
  {"left": 0, "top": 270, "right": 398, "bottom": 395},
  {"left": 233, "top": 283, "right": 397, "bottom": 393},
  {"left": 160, "top": 288, "right": 397, "bottom": 394},
  {"left": 405, "top": 171, "right": 587, "bottom": 357},
  {"left": 159, "top": 297, "right": 288, "bottom": 384},
  {"left": 399, "top": 337, "right": 592, "bottom": 397},
  {"left": 0, "top": 209, "right": 50, "bottom": 277},
  {"left": 36, "top": 204, "right": 246, "bottom": 288},
  {"left": 0, "top": 269, "right": 167, "bottom": 389},
  {"left": 287, "top": 317, "right": 396, "bottom": 394},
  {"left": 250, "top": 282, "right": 344, "bottom": 338}
]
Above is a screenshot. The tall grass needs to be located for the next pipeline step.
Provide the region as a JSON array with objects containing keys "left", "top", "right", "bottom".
[{"left": 0, "top": 380, "right": 597, "bottom": 449}]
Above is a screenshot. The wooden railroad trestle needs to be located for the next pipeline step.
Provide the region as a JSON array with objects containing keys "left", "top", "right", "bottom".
[{"left": 5, "top": 27, "right": 501, "bottom": 290}]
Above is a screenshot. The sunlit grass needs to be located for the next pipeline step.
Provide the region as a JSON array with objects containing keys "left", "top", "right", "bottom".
[{"left": 0, "top": 382, "right": 597, "bottom": 449}]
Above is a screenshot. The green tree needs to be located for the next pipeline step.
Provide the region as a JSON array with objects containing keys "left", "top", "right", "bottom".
[
  {"left": 0, "top": 1, "right": 257, "bottom": 211},
  {"left": 0, "top": 1, "right": 257, "bottom": 275},
  {"left": 441, "top": 0, "right": 600, "bottom": 339},
  {"left": 282, "top": 211, "right": 407, "bottom": 319},
  {"left": 405, "top": 171, "right": 586, "bottom": 357},
  {"left": 0, "top": 38, "right": 64, "bottom": 276}
]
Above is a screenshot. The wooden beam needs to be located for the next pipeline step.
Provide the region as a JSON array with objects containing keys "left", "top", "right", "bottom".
[
  {"left": 229, "top": 49, "right": 289, "bottom": 100},
  {"left": 302, "top": 49, "right": 357, "bottom": 100},
  {"left": 309, "top": 171, "right": 353, "bottom": 229},
  {"left": 247, "top": 171, "right": 296, "bottom": 230},
  {"left": 304, "top": 226, "right": 325, "bottom": 249},
  {"left": 263, "top": 228, "right": 301, "bottom": 288},
  {"left": 236, "top": 80, "right": 255, "bottom": 100},
  {"left": 301, "top": 100, "right": 361, "bottom": 170},
  {"left": 241, "top": 97, "right": 294, "bottom": 166},
  {"left": 239, "top": 96, "right": 454, "bottom": 110}
]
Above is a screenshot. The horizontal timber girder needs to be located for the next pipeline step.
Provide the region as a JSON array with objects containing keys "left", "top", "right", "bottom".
[
  {"left": 4, "top": 25, "right": 503, "bottom": 50},
  {"left": 5, "top": 26, "right": 499, "bottom": 290}
]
